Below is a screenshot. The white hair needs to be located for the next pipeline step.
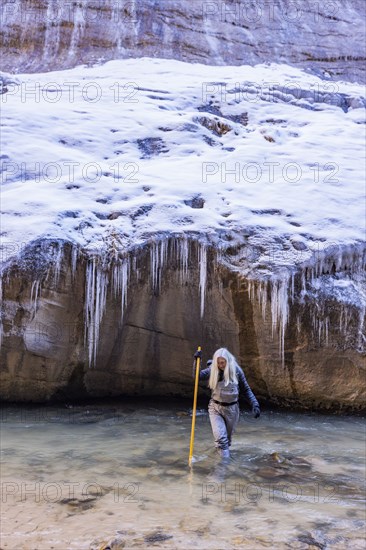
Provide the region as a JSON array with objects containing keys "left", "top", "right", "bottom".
[{"left": 208, "top": 348, "right": 238, "bottom": 390}]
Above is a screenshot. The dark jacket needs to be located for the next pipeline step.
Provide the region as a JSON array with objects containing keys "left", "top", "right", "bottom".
[{"left": 195, "top": 364, "right": 259, "bottom": 409}]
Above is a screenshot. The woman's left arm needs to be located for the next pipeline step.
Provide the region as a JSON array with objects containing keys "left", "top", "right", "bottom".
[{"left": 237, "top": 367, "right": 260, "bottom": 415}]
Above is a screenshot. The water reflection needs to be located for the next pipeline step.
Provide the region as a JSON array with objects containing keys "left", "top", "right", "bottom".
[{"left": 1, "top": 402, "right": 365, "bottom": 549}]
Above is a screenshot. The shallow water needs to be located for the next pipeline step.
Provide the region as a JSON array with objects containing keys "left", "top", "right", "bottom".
[{"left": 0, "top": 401, "right": 365, "bottom": 549}]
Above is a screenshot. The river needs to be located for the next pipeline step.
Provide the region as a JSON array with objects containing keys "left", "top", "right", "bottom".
[{"left": 0, "top": 400, "right": 365, "bottom": 549}]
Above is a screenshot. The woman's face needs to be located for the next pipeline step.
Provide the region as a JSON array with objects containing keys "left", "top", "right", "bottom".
[{"left": 217, "top": 357, "right": 227, "bottom": 371}]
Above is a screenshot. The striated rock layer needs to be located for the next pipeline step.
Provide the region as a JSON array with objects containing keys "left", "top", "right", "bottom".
[
  {"left": 1, "top": 0, "right": 366, "bottom": 83},
  {"left": 0, "top": 236, "right": 365, "bottom": 410}
]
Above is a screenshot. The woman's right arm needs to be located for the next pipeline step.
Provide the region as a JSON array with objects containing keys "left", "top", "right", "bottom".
[
  {"left": 198, "top": 367, "right": 211, "bottom": 380},
  {"left": 192, "top": 361, "right": 211, "bottom": 380}
]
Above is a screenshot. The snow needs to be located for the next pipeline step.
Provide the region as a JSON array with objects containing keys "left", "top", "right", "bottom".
[
  {"left": 1, "top": 58, "right": 365, "bottom": 273},
  {"left": 1, "top": 58, "right": 365, "bottom": 365}
]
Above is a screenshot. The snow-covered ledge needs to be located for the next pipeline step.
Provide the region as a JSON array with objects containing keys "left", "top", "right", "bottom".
[{"left": 1, "top": 60, "right": 365, "bottom": 408}]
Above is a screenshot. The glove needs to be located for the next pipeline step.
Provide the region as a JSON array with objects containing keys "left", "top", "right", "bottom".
[
  {"left": 252, "top": 406, "right": 261, "bottom": 419},
  {"left": 194, "top": 350, "right": 202, "bottom": 359}
]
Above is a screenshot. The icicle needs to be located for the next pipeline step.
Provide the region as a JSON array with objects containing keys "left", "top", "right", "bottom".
[
  {"left": 270, "top": 282, "right": 277, "bottom": 339},
  {"left": 150, "top": 240, "right": 167, "bottom": 293},
  {"left": 247, "top": 279, "right": 253, "bottom": 303},
  {"left": 290, "top": 272, "right": 295, "bottom": 303},
  {"left": 112, "top": 264, "right": 118, "bottom": 298},
  {"left": 339, "top": 306, "right": 349, "bottom": 336},
  {"left": 296, "top": 315, "right": 301, "bottom": 334},
  {"left": 315, "top": 314, "right": 330, "bottom": 347},
  {"left": 43, "top": 0, "right": 62, "bottom": 61},
  {"left": 247, "top": 279, "right": 251, "bottom": 299},
  {"left": 120, "top": 260, "right": 129, "bottom": 316},
  {"left": 160, "top": 240, "right": 167, "bottom": 291},
  {"left": 198, "top": 243, "right": 207, "bottom": 318},
  {"left": 150, "top": 241, "right": 158, "bottom": 292},
  {"left": 71, "top": 245, "right": 78, "bottom": 279},
  {"left": 310, "top": 267, "right": 315, "bottom": 286},
  {"left": 0, "top": 276, "right": 3, "bottom": 350},
  {"left": 317, "top": 317, "right": 322, "bottom": 345},
  {"left": 257, "top": 280, "right": 267, "bottom": 319},
  {"left": 53, "top": 243, "right": 63, "bottom": 287},
  {"left": 85, "top": 258, "right": 109, "bottom": 367},
  {"left": 310, "top": 242, "right": 366, "bottom": 278},
  {"left": 252, "top": 280, "right": 256, "bottom": 303},
  {"left": 116, "top": 0, "right": 138, "bottom": 50},
  {"left": 256, "top": 281, "right": 261, "bottom": 310},
  {"left": 301, "top": 269, "right": 306, "bottom": 295},
  {"left": 177, "top": 237, "right": 189, "bottom": 284},
  {"left": 325, "top": 317, "right": 329, "bottom": 346},
  {"left": 318, "top": 255, "right": 323, "bottom": 277},
  {"left": 359, "top": 306, "right": 366, "bottom": 349},
  {"left": 30, "top": 280, "right": 41, "bottom": 317},
  {"left": 270, "top": 275, "right": 289, "bottom": 366},
  {"left": 112, "top": 258, "right": 130, "bottom": 321},
  {"left": 68, "top": 0, "right": 88, "bottom": 60},
  {"left": 247, "top": 273, "right": 289, "bottom": 365},
  {"left": 336, "top": 248, "right": 343, "bottom": 272},
  {"left": 85, "top": 260, "right": 95, "bottom": 363},
  {"left": 132, "top": 255, "right": 138, "bottom": 281}
]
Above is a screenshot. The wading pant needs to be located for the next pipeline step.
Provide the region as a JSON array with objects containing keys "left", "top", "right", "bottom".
[{"left": 208, "top": 400, "right": 240, "bottom": 450}]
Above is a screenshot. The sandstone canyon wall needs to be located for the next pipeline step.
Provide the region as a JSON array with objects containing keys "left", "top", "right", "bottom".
[
  {"left": 1, "top": 238, "right": 365, "bottom": 410},
  {"left": 0, "top": 1, "right": 365, "bottom": 408}
]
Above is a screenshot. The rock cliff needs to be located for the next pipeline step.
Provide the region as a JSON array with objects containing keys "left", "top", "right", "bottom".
[
  {"left": 1, "top": 0, "right": 365, "bottom": 83},
  {"left": 1, "top": 238, "right": 365, "bottom": 410},
  {"left": 0, "top": 4, "right": 365, "bottom": 408}
]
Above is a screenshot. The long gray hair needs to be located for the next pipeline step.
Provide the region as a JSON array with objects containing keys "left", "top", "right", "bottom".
[{"left": 208, "top": 348, "right": 238, "bottom": 390}]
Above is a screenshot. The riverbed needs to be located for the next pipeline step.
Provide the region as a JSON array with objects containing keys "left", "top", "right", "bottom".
[{"left": 0, "top": 401, "right": 365, "bottom": 549}]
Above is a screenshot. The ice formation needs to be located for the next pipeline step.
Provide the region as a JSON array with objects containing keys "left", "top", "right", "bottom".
[
  {"left": 1, "top": 235, "right": 364, "bottom": 368},
  {"left": 81, "top": 239, "right": 209, "bottom": 365},
  {"left": 246, "top": 242, "right": 365, "bottom": 365},
  {"left": 199, "top": 244, "right": 207, "bottom": 319},
  {"left": 0, "top": 278, "right": 3, "bottom": 350},
  {"left": 85, "top": 257, "right": 109, "bottom": 367},
  {"left": 30, "top": 280, "right": 41, "bottom": 317}
]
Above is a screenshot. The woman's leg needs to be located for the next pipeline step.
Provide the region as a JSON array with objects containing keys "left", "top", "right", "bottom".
[
  {"left": 208, "top": 401, "right": 230, "bottom": 450},
  {"left": 223, "top": 404, "right": 240, "bottom": 447}
]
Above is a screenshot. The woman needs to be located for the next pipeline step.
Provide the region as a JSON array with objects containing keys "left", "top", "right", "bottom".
[{"left": 194, "top": 348, "right": 260, "bottom": 458}]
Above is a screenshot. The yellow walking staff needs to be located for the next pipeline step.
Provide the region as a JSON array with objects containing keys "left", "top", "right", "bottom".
[{"left": 188, "top": 346, "right": 201, "bottom": 466}]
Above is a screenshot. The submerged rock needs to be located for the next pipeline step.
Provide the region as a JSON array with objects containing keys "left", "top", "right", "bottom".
[
  {"left": 93, "top": 536, "right": 126, "bottom": 550},
  {"left": 59, "top": 496, "right": 97, "bottom": 513},
  {"left": 144, "top": 531, "right": 173, "bottom": 544},
  {"left": 270, "top": 452, "right": 312, "bottom": 468}
]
